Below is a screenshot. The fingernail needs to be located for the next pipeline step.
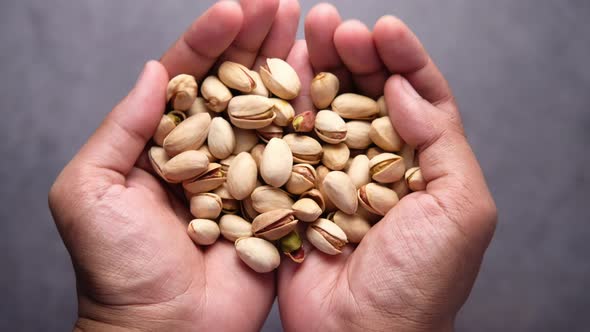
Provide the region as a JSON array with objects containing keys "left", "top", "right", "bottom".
[{"left": 400, "top": 76, "right": 421, "bottom": 99}]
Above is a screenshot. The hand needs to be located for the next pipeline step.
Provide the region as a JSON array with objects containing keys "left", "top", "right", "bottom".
[
  {"left": 278, "top": 5, "right": 497, "bottom": 331},
  {"left": 48, "top": 1, "right": 300, "bottom": 330}
]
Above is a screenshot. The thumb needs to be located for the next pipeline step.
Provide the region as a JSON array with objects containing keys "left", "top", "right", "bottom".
[
  {"left": 75, "top": 60, "right": 169, "bottom": 175},
  {"left": 385, "top": 75, "right": 496, "bottom": 241}
]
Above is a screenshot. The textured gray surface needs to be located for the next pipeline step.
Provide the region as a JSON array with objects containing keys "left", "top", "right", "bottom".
[{"left": 1, "top": 1, "right": 589, "bottom": 331}]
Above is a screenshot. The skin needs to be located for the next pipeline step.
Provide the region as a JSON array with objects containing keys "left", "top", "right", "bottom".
[{"left": 49, "top": 1, "right": 497, "bottom": 331}]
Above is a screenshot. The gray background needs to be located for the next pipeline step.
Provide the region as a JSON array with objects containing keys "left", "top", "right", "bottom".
[{"left": 1, "top": 0, "right": 589, "bottom": 331}]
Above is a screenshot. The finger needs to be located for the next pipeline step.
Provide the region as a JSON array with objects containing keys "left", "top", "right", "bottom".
[
  {"left": 220, "top": 0, "right": 281, "bottom": 68},
  {"left": 385, "top": 75, "right": 497, "bottom": 238},
  {"left": 374, "top": 16, "right": 454, "bottom": 108},
  {"left": 334, "top": 20, "right": 388, "bottom": 98},
  {"left": 75, "top": 61, "right": 168, "bottom": 176},
  {"left": 286, "top": 40, "right": 315, "bottom": 115},
  {"left": 304, "top": 3, "right": 352, "bottom": 91},
  {"left": 160, "top": 1, "right": 244, "bottom": 79},
  {"left": 253, "top": 0, "right": 301, "bottom": 69}
]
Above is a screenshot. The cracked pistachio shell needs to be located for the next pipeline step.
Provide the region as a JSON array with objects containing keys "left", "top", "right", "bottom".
[
  {"left": 377, "top": 95, "right": 388, "bottom": 117},
  {"left": 250, "top": 144, "right": 266, "bottom": 168},
  {"left": 283, "top": 134, "right": 323, "bottom": 165},
  {"left": 148, "top": 146, "right": 171, "bottom": 182},
  {"left": 162, "top": 150, "right": 209, "bottom": 183},
  {"left": 271, "top": 98, "right": 295, "bottom": 127},
  {"left": 183, "top": 163, "right": 226, "bottom": 194},
  {"left": 235, "top": 237, "right": 280, "bottom": 273},
  {"left": 218, "top": 61, "right": 256, "bottom": 93},
  {"left": 331, "top": 211, "right": 371, "bottom": 244},
  {"left": 391, "top": 180, "right": 410, "bottom": 199},
  {"left": 232, "top": 128, "right": 259, "bottom": 155},
  {"left": 370, "top": 153, "right": 405, "bottom": 184},
  {"left": 248, "top": 70, "right": 270, "bottom": 97},
  {"left": 260, "top": 58, "right": 301, "bottom": 100},
  {"left": 227, "top": 152, "right": 258, "bottom": 200},
  {"left": 208, "top": 117, "right": 235, "bottom": 160},
  {"left": 344, "top": 121, "right": 372, "bottom": 150},
  {"left": 321, "top": 143, "right": 350, "bottom": 171},
  {"left": 197, "top": 145, "right": 216, "bottom": 163},
  {"left": 346, "top": 155, "right": 371, "bottom": 189},
  {"left": 219, "top": 214, "right": 253, "bottom": 242},
  {"left": 188, "top": 219, "right": 220, "bottom": 246},
  {"left": 187, "top": 97, "right": 209, "bottom": 117},
  {"left": 213, "top": 183, "right": 239, "bottom": 214},
  {"left": 252, "top": 209, "right": 297, "bottom": 241},
  {"left": 300, "top": 188, "right": 326, "bottom": 212},
  {"left": 251, "top": 186, "right": 294, "bottom": 213},
  {"left": 369, "top": 117, "right": 403, "bottom": 152},
  {"left": 358, "top": 183, "right": 399, "bottom": 216},
  {"left": 228, "top": 95, "right": 276, "bottom": 129},
  {"left": 260, "top": 138, "right": 293, "bottom": 187},
  {"left": 306, "top": 218, "right": 348, "bottom": 255},
  {"left": 241, "top": 197, "right": 259, "bottom": 221},
  {"left": 332, "top": 93, "right": 379, "bottom": 120},
  {"left": 163, "top": 113, "right": 211, "bottom": 157},
  {"left": 201, "top": 76, "right": 232, "bottom": 113},
  {"left": 190, "top": 193, "right": 222, "bottom": 220},
  {"left": 322, "top": 171, "right": 358, "bottom": 215},
  {"left": 285, "top": 164, "right": 317, "bottom": 195},
  {"left": 400, "top": 144, "right": 417, "bottom": 170},
  {"left": 405, "top": 167, "right": 426, "bottom": 192},
  {"left": 314, "top": 166, "right": 338, "bottom": 213},
  {"left": 367, "top": 146, "right": 386, "bottom": 160},
  {"left": 257, "top": 124, "right": 283, "bottom": 143},
  {"left": 219, "top": 155, "right": 235, "bottom": 173},
  {"left": 310, "top": 72, "right": 339, "bottom": 109},
  {"left": 167, "top": 74, "right": 198, "bottom": 111},
  {"left": 292, "top": 198, "right": 323, "bottom": 222},
  {"left": 314, "top": 110, "right": 347, "bottom": 144},
  {"left": 153, "top": 114, "right": 179, "bottom": 146}
]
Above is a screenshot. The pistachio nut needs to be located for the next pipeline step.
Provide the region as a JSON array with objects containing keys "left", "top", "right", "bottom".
[
  {"left": 163, "top": 112, "right": 211, "bottom": 156},
  {"left": 228, "top": 95, "right": 276, "bottom": 129},
  {"left": 187, "top": 97, "right": 209, "bottom": 117},
  {"left": 322, "top": 171, "right": 358, "bottom": 214},
  {"left": 240, "top": 197, "right": 259, "bottom": 221},
  {"left": 310, "top": 72, "right": 339, "bottom": 109},
  {"left": 331, "top": 211, "right": 371, "bottom": 244},
  {"left": 227, "top": 152, "right": 258, "bottom": 200},
  {"left": 235, "top": 237, "right": 280, "bottom": 273},
  {"left": 162, "top": 150, "right": 209, "bottom": 183},
  {"left": 285, "top": 164, "right": 317, "bottom": 195},
  {"left": 251, "top": 186, "right": 294, "bottom": 213},
  {"left": 207, "top": 117, "right": 235, "bottom": 160},
  {"left": 313, "top": 166, "right": 337, "bottom": 213},
  {"left": 167, "top": 74, "right": 198, "bottom": 111},
  {"left": 219, "top": 214, "right": 253, "bottom": 242},
  {"left": 187, "top": 219, "right": 220, "bottom": 246},
  {"left": 148, "top": 146, "right": 171, "bottom": 182},
  {"left": 400, "top": 144, "right": 417, "bottom": 170},
  {"left": 252, "top": 209, "right": 298, "bottom": 241},
  {"left": 259, "top": 58, "right": 301, "bottom": 100},
  {"left": 346, "top": 155, "right": 371, "bottom": 189},
  {"left": 248, "top": 70, "right": 270, "bottom": 97},
  {"left": 291, "top": 111, "right": 315, "bottom": 133},
  {"left": 218, "top": 61, "right": 256, "bottom": 93},
  {"left": 280, "top": 231, "right": 305, "bottom": 263},
  {"left": 260, "top": 138, "right": 293, "bottom": 187},
  {"left": 219, "top": 155, "right": 235, "bottom": 173},
  {"left": 321, "top": 143, "right": 350, "bottom": 171},
  {"left": 292, "top": 198, "right": 323, "bottom": 222},
  {"left": 232, "top": 128, "right": 259, "bottom": 155},
  {"left": 366, "top": 146, "right": 386, "bottom": 160},
  {"left": 314, "top": 110, "right": 347, "bottom": 144},
  {"left": 369, "top": 117, "right": 403, "bottom": 152},
  {"left": 377, "top": 95, "right": 388, "bottom": 117},
  {"left": 300, "top": 188, "right": 326, "bottom": 212},
  {"left": 369, "top": 153, "right": 405, "bottom": 184},
  {"left": 357, "top": 205, "right": 382, "bottom": 224},
  {"left": 153, "top": 113, "right": 181, "bottom": 146},
  {"left": 197, "top": 144, "right": 216, "bottom": 162},
  {"left": 391, "top": 179, "right": 410, "bottom": 199},
  {"left": 201, "top": 76, "right": 232, "bottom": 113},
  {"left": 405, "top": 167, "right": 426, "bottom": 192},
  {"left": 183, "top": 163, "right": 226, "bottom": 194},
  {"left": 344, "top": 121, "right": 372, "bottom": 150},
  {"left": 250, "top": 144, "right": 266, "bottom": 168},
  {"left": 256, "top": 124, "right": 283, "bottom": 143},
  {"left": 332, "top": 93, "right": 379, "bottom": 120},
  {"left": 358, "top": 183, "right": 399, "bottom": 216},
  {"left": 283, "top": 134, "right": 323, "bottom": 165},
  {"left": 271, "top": 98, "right": 295, "bottom": 126},
  {"left": 306, "top": 218, "right": 348, "bottom": 255},
  {"left": 213, "top": 183, "right": 239, "bottom": 214},
  {"left": 190, "top": 193, "right": 223, "bottom": 220}
]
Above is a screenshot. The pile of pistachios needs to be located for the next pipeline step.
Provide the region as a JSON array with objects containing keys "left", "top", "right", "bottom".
[{"left": 149, "top": 58, "right": 426, "bottom": 273}]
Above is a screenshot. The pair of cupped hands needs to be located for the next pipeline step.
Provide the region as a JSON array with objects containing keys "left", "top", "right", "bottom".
[{"left": 48, "top": 1, "right": 497, "bottom": 331}]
